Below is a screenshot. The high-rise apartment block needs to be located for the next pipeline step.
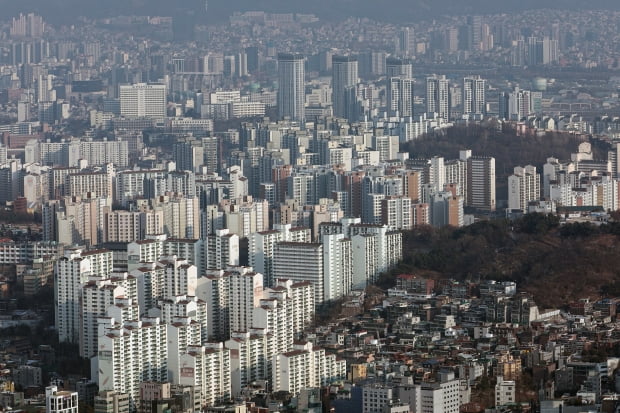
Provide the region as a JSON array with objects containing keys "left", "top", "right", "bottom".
[
  {"left": 426, "top": 75, "right": 450, "bottom": 120},
  {"left": 508, "top": 165, "right": 540, "bottom": 213},
  {"left": 119, "top": 83, "right": 167, "bottom": 118},
  {"left": 463, "top": 76, "right": 486, "bottom": 118},
  {"left": 464, "top": 153, "right": 496, "bottom": 211}
]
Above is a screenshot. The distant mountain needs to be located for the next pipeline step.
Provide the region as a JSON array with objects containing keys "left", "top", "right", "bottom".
[{"left": 2, "top": 0, "right": 620, "bottom": 24}]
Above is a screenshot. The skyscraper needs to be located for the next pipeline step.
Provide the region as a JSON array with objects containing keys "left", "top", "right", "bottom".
[
  {"left": 463, "top": 75, "right": 486, "bottom": 118},
  {"left": 331, "top": 55, "right": 358, "bottom": 119},
  {"left": 277, "top": 53, "right": 305, "bottom": 122},
  {"left": 426, "top": 75, "right": 450, "bottom": 120}
]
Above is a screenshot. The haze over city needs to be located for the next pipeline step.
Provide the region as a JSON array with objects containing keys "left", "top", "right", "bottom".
[{"left": 0, "top": 3, "right": 619, "bottom": 413}]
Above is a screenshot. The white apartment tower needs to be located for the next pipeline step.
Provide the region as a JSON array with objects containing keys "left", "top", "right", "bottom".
[
  {"left": 387, "top": 77, "right": 414, "bottom": 118},
  {"left": 225, "top": 330, "right": 269, "bottom": 396},
  {"left": 196, "top": 266, "right": 264, "bottom": 341},
  {"left": 273, "top": 341, "right": 346, "bottom": 395},
  {"left": 322, "top": 233, "right": 352, "bottom": 302},
  {"left": 178, "top": 343, "right": 231, "bottom": 407},
  {"left": 161, "top": 257, "right": 197, "bottom": 299},
  {"left": 463, "top": 76, "right": 486, "bottom": 117},
  {"left": 202, "top": 228, "right": 239, "bottom": 271},
  {"left": 508, "top": 165, "right": 540, "bottom": 212},
  {"left": 55, "top": 249, "right": 113, "bottom": 343},
  {"left": 80, "top": 274, "right": 137, "bottom": 358},
  {"left": 426, "top": 75, "right": 450, "bottom": 120},
  {"left": 97, "top": 318, "right": 168, "bottom": 412}
]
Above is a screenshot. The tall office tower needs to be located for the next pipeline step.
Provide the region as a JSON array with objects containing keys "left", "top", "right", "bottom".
[
  {"left": 508, "top": 165, "right": 540, "bottom": 213},
  {"left": 463, "top": 152, "right": 496, "bottom": 211},
  {"left": 273, "top": 242, "right": 324, "bottom": 305},
  {"left": 468, "top": 15, "right": 482, "bottom": 50},
  {"left": 119, "top": 83, "right": 167, "bottom": 118},
  {"left": 331, "top": 55, "right": 358, "bottom": 119},
  {"left": 277, "top": 53, "right": 305, "bottom": 122},
  {"left": 46, "top": 386, "right": 78, "bottom": 413},
  {"left": 426, "top": 75, "right": 450, "bottom": 120},
  {"left": 463, "top": 76, "right": 486, "bottom": 118},
  {"left": 97, "top": 318, "right": 168, "bottom": 412},
  {"left": 56, "top": 249, "right": 114, "bottom": 344},
  {"left": 321, "top": 233, "right": 352, "bottom": 301},
  {"left": 395, "top": 27, "right": 415, "bottom": 56},
  {"left": 390, "top": 77, "right": 415, "bottom": 119},
  {"left": 386, "top": 57, "right": 413, "bottom": 79},
  {"left": 245, "top": 47, "right": 259, "bottom": 73}
]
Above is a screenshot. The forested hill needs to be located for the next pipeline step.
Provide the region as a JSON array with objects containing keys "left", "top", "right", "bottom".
[
  {"left": 402, "top": 125, "right": 606, "bottom": 202},
  {"left": 382, "top": 215, "right": 620, "bottom": 309}
]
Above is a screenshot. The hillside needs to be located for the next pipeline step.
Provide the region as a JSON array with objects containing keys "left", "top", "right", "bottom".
[
  {"left": 382, "top": 215, "right": 620, "bottom": 309},
  {"left": 402, "top": 124, "right": 606, "bottom": 202}
]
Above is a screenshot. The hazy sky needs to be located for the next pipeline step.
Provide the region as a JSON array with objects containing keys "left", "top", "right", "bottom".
[{"left": 1, "top": 0, "right": 620, "bottom": 23}]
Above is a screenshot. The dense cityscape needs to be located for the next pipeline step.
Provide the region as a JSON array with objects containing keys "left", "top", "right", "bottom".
[{"left": 0, "top": 5, "right": 619, "bottom": 413}]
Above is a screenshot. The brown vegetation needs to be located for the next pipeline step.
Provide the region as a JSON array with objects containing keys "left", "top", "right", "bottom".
[{"left": 381, "top": 215, "right": 620, "bottom": 309}]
